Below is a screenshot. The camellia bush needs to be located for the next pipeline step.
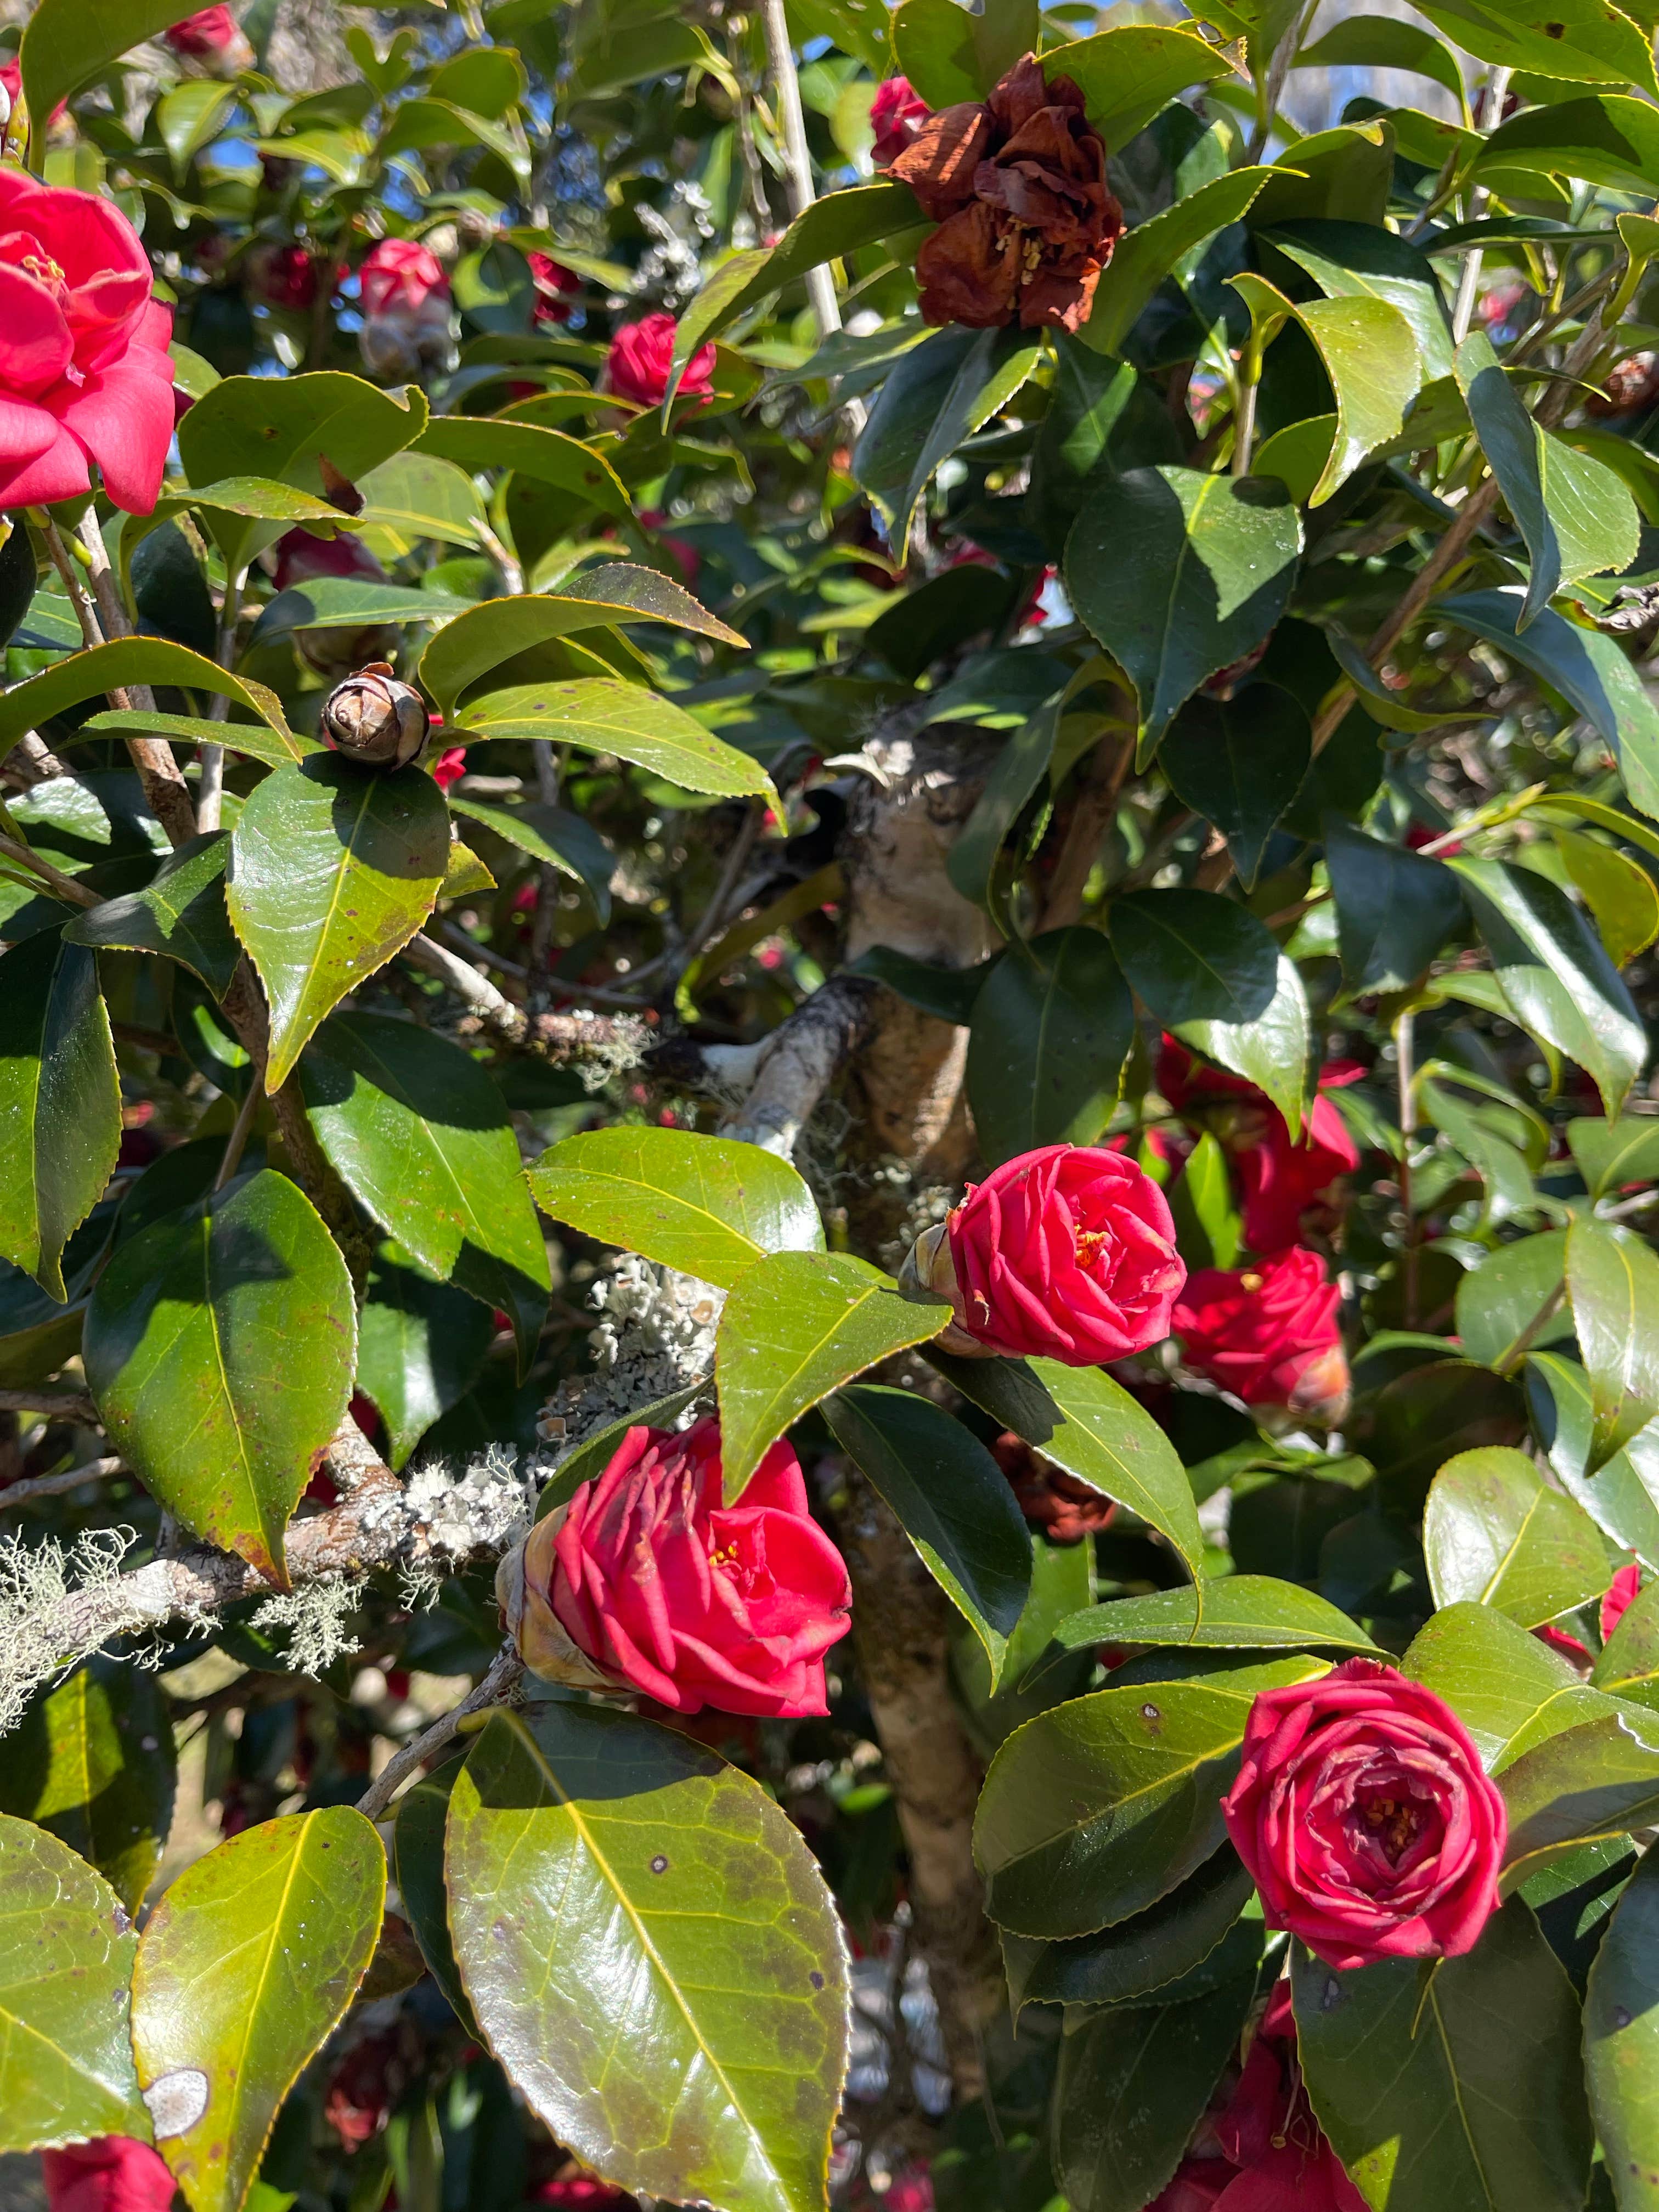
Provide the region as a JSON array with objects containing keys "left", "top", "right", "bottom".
[{"left": 13, "top": 1, "right": 1659, "bottom": 2210}]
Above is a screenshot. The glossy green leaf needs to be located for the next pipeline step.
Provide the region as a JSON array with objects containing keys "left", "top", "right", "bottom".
[
  {"left": 1568, "top": 1217, "right": 1659, "bottom": 1466},
  {"left": 1424, "top": 1447, "right": 1608, "bottom": 1629},
  {"left": 177, "top": 373, "right": 430, "bottom": 573},
  {"left": 1440, "top": 589, "right": 1659, "bottom": 823},
  {"left": 1290, "top": 16, "right": 1471, "bottom": 106},
  {"left": 64, "top": 831, "right": 240, "bottom": 1001},
  {"left": 1585, "top": 1846, "right": 1659, "bottom": 2212},
  {"left": 77, "top": 710, "right": 320, "bottom": 772},
  {"left": 945, "top": 692, "right": 1065, "bottom": 916},
  {"left": 931, "top": 1348, "right": 1205, "bottom": 1582},
  {"left": 1264, "top": 218, "right": 1457, "bottom": 383},
  {"left": 445, "top": 794, "right": 614, "bottom": 922},
  {"left": 0, "top": 641, "right": 299, "bottom": 765},
  {"left": 1449, "top": 855, "right": 1645, "bottom": 1116},
  {"left": 1066, "top": 467, "right": 1302, "bottom": 752},
  {"left": 1404, "top": 1600, "right": 1611, "bottom": 1769},
  {"left": 974, "top": 1657, "right": 1327, "bottom": 1938},
  {"left": 1499, "top": 1713, "right": 1659, "bottom": 1887},
  {"left": 1008, "top": 1849, "right": 1257, "bottom": 2011},
  {"left": 528, "top": 1125, "right": 822, "bottom": 1292},
  {"left": 0, "top": 1813, "right": 149, "bottom": 2149},
  {"left": 1161, "top": 684, "right": 1310, "bottom": 888},
  {"left": 1232, "top": 274, "right": 1421, "bottom": 505},
  {"left": 1325, "top": 817, "right": 1465, "bottom": 995},
  {"left": 356, "top": 1243, "right": 496, "bottom": 1470},
  {"left": 299, "top": 1012, "right": 549, "bottom": 1364},
  {"left": 1293, "top": 1897, "right": 1593, "bottom": 2212},
  {"left": 1456, "top": 330, "right": 1640, "bottom": 628},
  {"left": 414, "top": 417, "right": 628, "bottom": 515},
  {"left": 227, "top": 757, "right": 450, "bottom": 1093},
  {"left": 453, "top": 680, "right": 776, "bottom": 800},
  {"left": 824, "top": 1383, "right": 1032, "bottom": 1688},
  {"left": 1035, "top": 1579, "right": 1379, "bottom": 1685},
  {"left": 854, "top": 325, "right": 1040, "bottom": 558},
  {"left": 251, "top": 578, "right": 474, "bottom": 648},
  {"left": 1478, "top": 93, "right": 1659, "bottom": 194},
  {"left": 1080, "top": 167, "right": 1277, "bottom": 360},
  {"left": 131, "top": 1808, "right": 386, "bottom": 2212},
  {"left": 1593, "top": 1579, "right": 1659, "bottom": 1714},
  {"left": 964, "top": 928, "right": 1133, "bottom": 1167},
  {"left": 1548, "top": 826, "right": 1659, "bottom": 968},
  {"left": 846, "top": 946, "right": 997, "bottom": 1026},
  {"left": 716, "top": 1250, "right": 949, "bottom": 1499},
  {"left": 446, "top": 1702, "right": 849, "bottom": 2212},
  {"left": 21, "top": 0, "right": 199, "bottom": 151},
  {"left": 0, "top": 926, "right": 121, "bottom": 1302},
  {"left": 84, "top": 1170, "right": 356, "bottom": 1584},
  {"left": 1053, "top": 1969, "right": 1258, "bottom": 2212},
  {"left": 358, "top": 450, "right": 487, "bottom": 549},
  {"left": 1245, "top": 120, "right": 1396, "bottom": 229},
  {"left": 392, "top": 1758, "right": 477, "bottom": 2032},
  {"left": 1454, "top": 1229, "right": 1570, "bottom": 1371},
  {"left": 1046, "top": 25, "right": 1238, "bottom": 148},
  {"left": 1109, "top": 889, "right": 1310, "bottom": 1134},
  {"left": 0, "top": 1658, "right": 176, "bottom": 1913},
  {"left": 890, "top": 0, "right": 1035, "bottom": 103},
  {"left": 419, "top": 568, "right": 747, "bottom": 712}
]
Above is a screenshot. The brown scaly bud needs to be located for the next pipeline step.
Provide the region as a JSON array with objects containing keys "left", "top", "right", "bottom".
[{"left": 321, "top": 662, "right": 430, "bottom": 768}]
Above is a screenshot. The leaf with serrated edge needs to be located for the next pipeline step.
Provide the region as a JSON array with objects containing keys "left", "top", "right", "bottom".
[
  {"left": 1568, "top": 1217, "right": 1659, "bottom": 1467},
  {"left": 1424, "top": 1446, "right": 1608, "bottom": 1628},
  {"left": 65, "top": 832, "right": 240, "bottom": 1001},
  {"left": 131, "top": 1808, "right": 385, "bottom": 2212},
  {"left": 1585, "top": 1846, "right": 1659, "bottom": 2210},
  {"left": 454, "top": 680, "right": 776, "bottom": 801}
]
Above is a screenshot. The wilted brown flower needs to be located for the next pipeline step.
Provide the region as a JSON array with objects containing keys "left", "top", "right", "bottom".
[
  {"left": 991, "top": 1430, "right": 1117, "bottom": 1544},
  {"left": 889, "top": 54, "right": 1122, "bottom": 334}
]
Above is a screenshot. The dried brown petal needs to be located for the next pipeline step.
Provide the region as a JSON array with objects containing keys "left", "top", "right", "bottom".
[
  {"left": 320, "top": 664, "right": 431, "bottom": 768},
  {"left": 889, "top": 100, "right": 992, "bottom": 222}
]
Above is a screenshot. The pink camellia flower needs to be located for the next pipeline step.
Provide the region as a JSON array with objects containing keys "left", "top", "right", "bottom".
[
  {"left": 905, "top": 1143, "right": 1184, "bottom": 1365},
  {"left": 163, "top": 7, "right": 251, "bottom": 67},
  {"left": 871, "top": 75, "right": 931, "bottom": 167},
  {"left": 42, "top": 2139, "right": 177, "bottom": 2212},
  {"left": 357, "top": 239, "right": 454, "bottom": 380},
  {"left": 1535, "top": 1562, "right": 1643, "bottom": 1664},
  {"left": 1158, "top": 1039, "right": 1363, "bottom": 1255},
  {"left": 431, "top": 744, "right": 466, "bottom": 791},
  {"left": 1223, "top": 1657, "right": 1506, "bottom": 1972},
  {"left": 0, "top": 54, "right": 68, "bottom": 127},
  {"left": 1172, "top": 1247, "right": 1350, "bottom": 1426},
  {"left": 270, "top": 524, "right": 397, "bottom": 675},
  {"left": 605, "top": 312, "right": 715, "bottom": 409},
  {"left": 496, "top": 1417, "right": 852, "bottom": 1718},
  {"left": 359, "top": 237, "right": 448, "bottom": 318},
  {"left": 0, "top": 172, "right": 176, "bottom": 515},
  {"left": 527, "top": 249, "right": 579, "bottom": 326}
]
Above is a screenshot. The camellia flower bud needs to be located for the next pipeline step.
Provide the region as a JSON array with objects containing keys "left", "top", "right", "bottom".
[{"left": 321, "top": 663, "right": 430, "bottom": 768}]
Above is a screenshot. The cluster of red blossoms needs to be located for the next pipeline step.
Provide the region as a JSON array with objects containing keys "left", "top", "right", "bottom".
[{"left": 878, "top": 54, "right": 1124, "bottom": 332}]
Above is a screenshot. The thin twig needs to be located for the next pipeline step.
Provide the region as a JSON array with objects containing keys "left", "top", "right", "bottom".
[
  {"left": 1452, "top": 65, "right": 1513, "bottom": 343},
  {"left": 198, "top": 567, "right": 247, "bottom": 834},
  {"left": 0, "top": 1387, "right": 99, "bottom": 1422},
  {"left": 356, "top": 1649, "right": 524, "bottom": 1823},
  {"left": 70, "top": 505, "right": 198, "bottom": 848},
  {"left": 0, "top": 832, "right": 100, "bottom": 909},
  {"left": 1396, "top": 1011, "right": 1419, "bottom": 1329},
  {"left": 0, "top": 1458, "right": 125, "bottom": 1513},
  {"left": 437, "top": 914, "right": 532, "bottom": 981},
  {"left": 212, "top": 1078, "right": 262, "bottom": 1193}
]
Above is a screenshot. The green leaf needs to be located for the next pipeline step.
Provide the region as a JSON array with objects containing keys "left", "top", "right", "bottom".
[
  {"left": 1537, "top": 1377, "right": 1659, "bottom": 1573},
  {"left": 64, "top": 831, "right": 240, "bottom": 1001},
  {"left": 1325, "top": 818, "right": 1465, "bottom": 995},
  {"left": 77, "top": 711, "right": 320, "bottom": 772},
  {"left": 1161, "top": 684, "right": 1310, "bottom": 889},
  {"left": 358, "top": 451, "right": 487, "bottom": 550},
  {"left": 823, "top": 1384, "right": 1032, "bottom": 1689},
  {"left": 1424, "top": 1446, "right": 1608, "bottom": 1629},
  {"left": 20, "top": 0, "right": 200, "bottom": 152},
  {"left": 1034, "top": 1578, "right": 1379, "bottom": 1685},
  {"left": 1053, "top": 1969, "right": 1258, "bottom": 2212},
  {"left": 964, "top": 928, "right": 1133, "bottom": 1167},
  {"left": 453, "top": 680, "right": 776, "bottom": 800},
  {"left": 1046, "top": 25, "right": 1238, "bottom": 148},
  {"left": 1079, "top": 168, "right": 1277, "bottom": 360},
  {"left": 414, "top": 417, "right": 629, "bottom": 516},
  {"left": 1594, "top": 1578, "right": 1659, "bottom": 1714},
  {"left": 1478, "top": 93, "right": 1659, "bottom": 193},
  {"left": 1066, "top": 467, "right": 1302, "bottom": 754},
  {"left": 392, "top": 1759, "right": 477, "bottom": 2033},
  {"left": 527, "top": 1125, "right": 822, "bottom": 1293},
  {"left": 1293, "top": 1897, "right": 1593, "bottom": 2212},
  {"left": 84, "top": 1170, "right": 356, "bottom": 1584},
  {"left": 419, "top": 567, "right": 747, "bottom": 713},
  {"left": 1294, "top": 15, "right": 1471, "bottom": 108},
  {"left": 445, "top": 1702, "right": 849, "bottom": 2212},
  {"left": 0, "top": 1813, "right": 149, "bottom": 2149},
  {"left": 854, "top": 325, "right": 1040, "bottom": 558},
  {"left": 716, "top": 1251, "right": 949, "bottom": 1500},
  {"left": 300, "top": 1019, "right": 553, "bottom": 1374},
  {"left": 1245, "top": 120, "right": 1396, "bottom": 230},
  {"left": 890, "top": 0, "right": 1035, "bottom": 103},
  {"left": 1568, "top": 1217, "right": 1659, "bottom": 1466},
  {"left": 1265, "top": 218, "right": 1457, "bottom": 383},
  {"left": 250, "top": 578, "right": 475, "bottom": 648},
  {"left": 847, "top": 945, "right": 998, "bottom": 1026},
  {"left": 1585, "top": 1847, "right": 1659, "bottom": 2212},
  {"left": 0, "top": 1657, "right": 176, "bottom": 1914},
  {"left": 1231, "top": 274, "right": 1421, "bottom": 505},
  {"left": 1455, "top": 330, "right": 1640, "bottom": 628},
  {"left": 1449, "top": 855, "right": 1645, "bottom": 1116},
  {"left": 177, "top": 373, "right": 430, "bottom": 574},
  {"left": 0, "top": 927, "right": 121, "bottom": 1302},
  {"left": 930, "top": 1348, "right": 1206, "bottom": 1582},
  {"left": 227, "top": 758, "right": 451, "bottom": 1093},
  {"left": 1549, "top": 826, "right": 1659, "bottom": 968},
  {"left": 446, "top": 794, "right": 614, "bottom": 923},
  {"left": 1008, "top": 1849, "right": 1256, "bottom": 2011},
  {"left": 1454, "top": 1229, "right": 1571, "bottom": 1371},
  {"left": 945, "top": 692, "right": 1065, "bottom": 916},
  {"left": 1109, "top": 889, "right": 1310, "bottom": 1135},
  {"left": 1499, "top": 1714, "right": 1659, "bottom": 1887},
  {"left": 973, "top": 1658, "right": 1327, "bottom": 1938},
  {"left": 357, "top": 1244, "right": 495, "bottom": 1471},
  {"left": 131, "top": 1808, "right": 386, "bottom": 2212},
  {"left": 1404, "top": 1600, "right": 1610, "bottom": 1769},
  {"left": 0, "top": 641, "right": 300, "bottom": 765},
  {"left": 1440, "top": 589, "right": 1659, "bottom": 824}
]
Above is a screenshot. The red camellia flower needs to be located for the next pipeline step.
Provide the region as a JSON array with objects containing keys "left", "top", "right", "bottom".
[
  {"left": 359, "top": 237, "right": 449, "bottom": 317},
  {"left": 0, "top": 172, "right": 176, "bottom": 515},
  {"left": 1172, "top": 1247, "right": 1350, "bottom": 1426},
  {"left": 496, "top": 1417, "right": 852, "bottom": 1717},
  {"left": 1222, "top": 1657, "right": 1506, "bottom": 1971},
  {"left": 871, "top": 75, "right": 931, "bottom": 167},
  {"left": 246, "top": 241, "right": 318, "bottom": 311},
  {"left": 527, "top": 249, "right": 580, "bottom": 325},
  {"left": 906, "top": 1142, "right": 1184, "bottom": 1364},
  {"left": 605, "top": 312, "right": 716, "bottom": 408},
  {"left": 1159, "top": 1039, "right": 1363, "bottom": 1254},
  {"left": 164, "top": 7, "right": 249, "bottom": 64},
  {"left": 271, "top": 524, "right": 397, "bottom": 674},
  {"left": 431, "top": 744, "right": 467, "bottom": 791},
  {"left": 888, "top": 53, "right": 1122, "bottom": 332},
  {"left": 42, "top": 2140, "right": 178, "bottom": 2212}
]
